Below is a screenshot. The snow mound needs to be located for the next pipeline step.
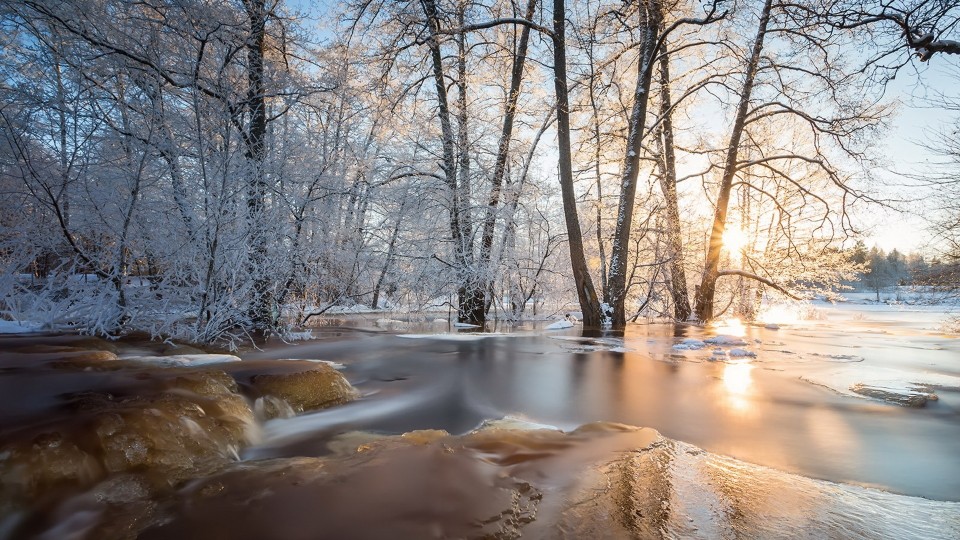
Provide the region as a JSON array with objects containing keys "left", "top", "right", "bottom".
[
  {"left": 284, "top": 330, "right": 314, "bottom": 341},
  {"left": 704, "top": 335, "right": 748, "bottom": 346},
  {"left": 453, "top": 322, "right": 480, "bottom": 328},
  {"left": 0, "top": 320, "right": 44, "bottom": 334},
  {"left": 672, "top": 338, "right": 707, "bottom": 350},
  {"left": 545, "top": 320, "right": 574, "bottom": 330},
  {"left": 124, "top": 354, "right": 242, "bottom": 366},
  {"left": 729, "top": 348, "right": 757, "bottom": 358}
]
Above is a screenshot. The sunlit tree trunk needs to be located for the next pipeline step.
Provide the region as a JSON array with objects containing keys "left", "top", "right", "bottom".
[{"left": 694, "top": 0, "right": 773, "bottom": 322}]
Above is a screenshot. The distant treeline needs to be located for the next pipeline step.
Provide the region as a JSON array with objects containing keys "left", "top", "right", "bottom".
[{"left": 847, "top": 241, "right": 958, "bottom": 293}]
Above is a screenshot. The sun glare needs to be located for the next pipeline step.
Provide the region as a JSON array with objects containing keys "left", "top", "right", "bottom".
[
  {"left": 758, "top": 305, "right": 802, "bottom": 326},
  {"left": 723, "top": 361, "right": 754, "bottom": 395},
  {"left": 714, "top": 317, "right": 747, "bottom": 337},
  {"left": 722, "top": 361, "right": 755, "bottom": 414},
  {"left": 722, "top": 226, "right": 749, "bottom": 254}
]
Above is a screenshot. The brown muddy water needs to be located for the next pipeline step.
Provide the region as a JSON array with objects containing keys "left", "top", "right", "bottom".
[{"left": 1, "top": 307, "right": 959, "bottom": 539}]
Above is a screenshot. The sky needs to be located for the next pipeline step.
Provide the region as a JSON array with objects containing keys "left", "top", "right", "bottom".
[{"left": 862, "top": 61, "right": 959, "bottom": 254}]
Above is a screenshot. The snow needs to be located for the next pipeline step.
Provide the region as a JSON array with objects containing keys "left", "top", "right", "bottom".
[
  {"left": 284, "top": 330, "right": 314, "bottom": 341},
  {"left": 729, "top": 348, "right": 757, "bottom": 358},
  {"left": 475, "top": 415, "right": 561, "bottom": 432},
  {"left": 0, "top": 320, "right": 43, "bottom": 333},
  {"left": 672, "top": 338, "right": 707, "bottom": 350},
  {"left": 453, "top": 322, "right": 480, "bottom": 328},
  {"left": 123, "top": 354, "right": 242, "bottom": 366},
  {"left": 286, "top": 359, "right": 345, "bottom": 370},
  {"left": 545, "top": 320, "right": 574, "bottom": 330},
  {"left": 704, "top": 335, "right": 748, "bottom": 346}
]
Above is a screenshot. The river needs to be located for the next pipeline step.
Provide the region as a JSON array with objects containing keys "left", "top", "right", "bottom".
[{"left": 1, "top": 301, "right": 959, "bottom": 539}]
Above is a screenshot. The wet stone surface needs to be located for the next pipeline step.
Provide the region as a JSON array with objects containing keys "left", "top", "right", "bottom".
[{"left": 0, "top": 336, "right": 360, "bottom": 538}]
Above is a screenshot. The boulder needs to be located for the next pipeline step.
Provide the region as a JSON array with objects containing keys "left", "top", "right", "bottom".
[
  {"left": 229, "top": 361, "right": 357, "bottom": 416},
  {"left": 0, "top": 368, "right": 254, "bottom": 513}
]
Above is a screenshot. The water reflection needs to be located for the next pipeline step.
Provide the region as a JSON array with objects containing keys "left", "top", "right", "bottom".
[
  {"left": 713, "top": 317, "right": 747, "bottom": 337},
  {"left": 722, "top": 361, "right": 754, "bottom": 415}
]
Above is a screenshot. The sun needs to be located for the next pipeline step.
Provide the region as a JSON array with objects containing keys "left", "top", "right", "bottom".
[{"left": 722, "top": 226, "right": 749, "bottom": 254}]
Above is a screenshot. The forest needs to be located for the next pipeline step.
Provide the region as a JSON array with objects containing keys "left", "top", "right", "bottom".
[{"left": 1, "top": 0, "right": 958, "bottom": 344}]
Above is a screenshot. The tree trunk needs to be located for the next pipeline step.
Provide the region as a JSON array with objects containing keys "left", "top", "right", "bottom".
[
  {"left": 553, "top": 0, "right": 602, "bottom": 326},
  {"left": 372, "top": 213, "right": 402, "bottom": 310},
  {"left": 453, "top": 1, "right": 483, "bottom": 325},
  {"left": 422, "top": 0, "right": 483, "bottom": 325},
  {"left": 243, "top": 0, "right": 273, "bottom": 331},
  {"left": 655, "top": 50, "right": 692, "bottom": 321},
  {"left": 606, "top": 0, "right": 662, "bottom": 327},
  {"left": 694, "top": 0, "right": 773, "bottom": 322},
  {"left": 477, "top": 0, "right": 538, "bottom": 319}
]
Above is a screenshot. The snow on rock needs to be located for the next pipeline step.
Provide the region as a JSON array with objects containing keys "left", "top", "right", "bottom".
[
  {"left": 545, "top": 320, "right": 574, "bottom": 330},
  {"left": 0, "top": 320, "right": 44, "bottom": 334},
  {"left": 809, "top": 353, "right": 863, "bottom": 363},
  {"left": 287, "top": 359, "right": 346, "bottom": 370},
  {"left": 850, "top": 383, "right": 934, "bottom": 408},
  {"left": 124, "top": 354, "right": 242, "bottom": 366},
  {"left": 672, "top": 338, "right": 707, "bottom": 350},
  {"left": 704, "top": 335, "right": 748, "bottom": 346},
  {"left": 799, "top": 367, "right": 960, "bottom": 407},
  {"left": 475, "top": 415, "right": 561, "bottom": 432},
  {"left": 284, "top": 330, "right": 314, "bottom": 341},
  {"left": 729, "top": 348, "right": 757, "bottom": 358}
]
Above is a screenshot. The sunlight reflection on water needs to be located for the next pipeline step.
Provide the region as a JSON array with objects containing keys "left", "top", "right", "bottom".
[{"left": 713, "top": 317, "right": 747, "bottom": 337}]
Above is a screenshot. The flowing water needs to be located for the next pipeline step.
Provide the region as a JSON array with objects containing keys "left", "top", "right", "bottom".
[
  {"left": 249, "top": 306, "right": 960, "bottom": 501},
  {"left": 2, "top": 302, "right": 959, "bottom": 539}
]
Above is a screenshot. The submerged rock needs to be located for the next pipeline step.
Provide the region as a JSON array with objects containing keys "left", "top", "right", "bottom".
[
  {"left": 850, "top": 383, "right": 934, "bottom": 407},
  {"left": 0, "top": 367, "right": 255, "bottom": 515},
  {"left": 230, "top": 361, "right": 357, "bottom": 416}
]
